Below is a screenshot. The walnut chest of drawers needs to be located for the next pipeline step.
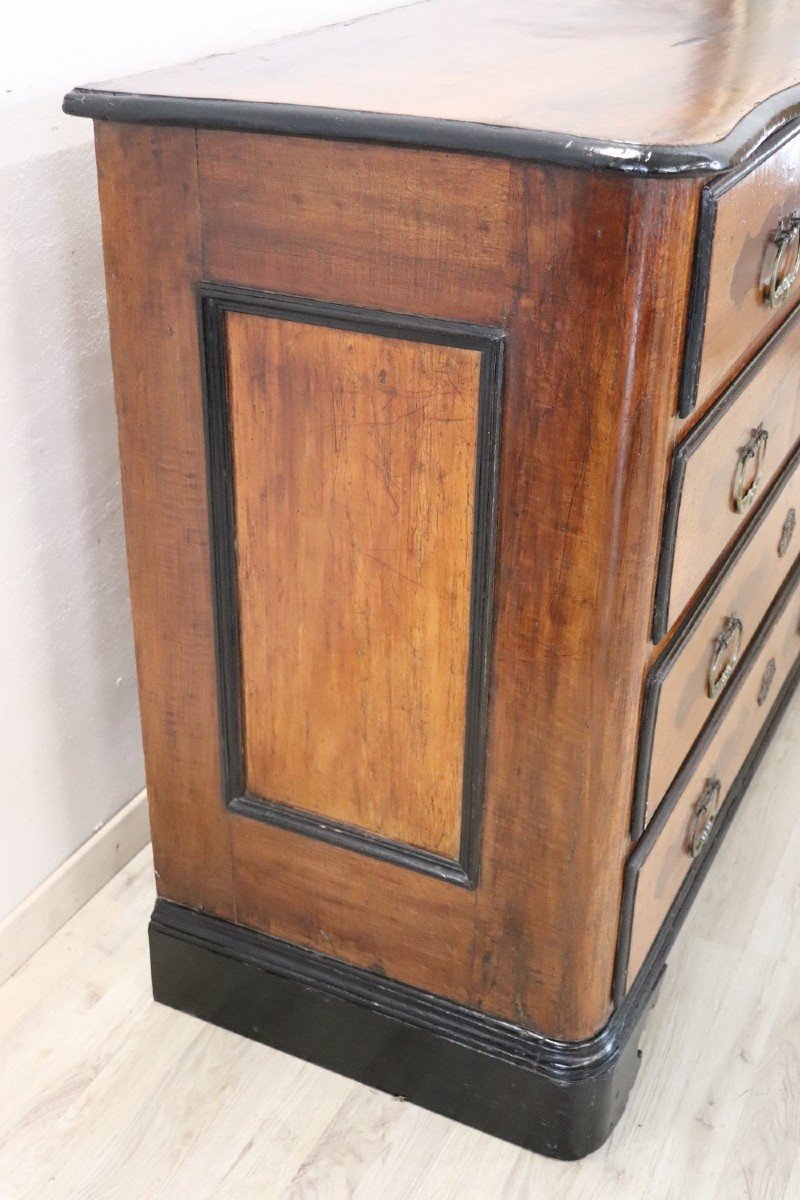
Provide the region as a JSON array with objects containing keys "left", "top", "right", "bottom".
[{"left": 65, "top": 0, "right": 800, "bottom": 1159}]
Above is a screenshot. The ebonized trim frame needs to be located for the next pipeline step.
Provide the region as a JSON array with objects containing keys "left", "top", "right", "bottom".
[
  {"left": 63, "top": 84, "right": 800, "bottom": 177},
  {"left": 677, "top": 116, "right": 800, "bottom": 418},
  {"left": 198, "top": 283, "right": 505, "bottom": 889},
  {"left": 616, "top": 559, "right": 800, "bottom": 1002},
  {"left": 653, "top": 303, "right": 800, "bottom": 643},
  {"left": 677, "top": 187, "right": 717, "bottom": 419},
  {"left": 637, "top": 438, "right": 800, "bottom": 836}
]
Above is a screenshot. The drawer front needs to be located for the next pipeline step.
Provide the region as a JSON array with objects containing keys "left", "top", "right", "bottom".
[
  {"left": 619, "top": 562, "right": 800, "bottom": 997},
  {"left": 656, "top": 306, "right": 800, "bottom": 640},
  {"left": 682, "top": 125, "right": 800, "bottom": 417},
  {"left": 637, "top": 444, "right": 800, "bottom": 832}
]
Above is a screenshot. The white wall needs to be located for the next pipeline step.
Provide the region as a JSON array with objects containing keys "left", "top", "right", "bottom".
[{"left": 0, "top": 0, "right": 398, "bottom": 923}]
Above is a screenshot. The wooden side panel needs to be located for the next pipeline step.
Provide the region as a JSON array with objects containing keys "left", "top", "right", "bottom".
[
  {"left": 93, "top": 123, "right": 235, "bottom": 918},
  {"left": 195, "top": 131, "right": 700, "bottom": 1039},
  {"left": 697, "top": 131, "right": 800, "bottom": 411},
  {"left": 205, "top": 138, "right": 509, "bottom": 1006},
  {"left": 228, "top": 312, "right": 482, "bottom": 858}
]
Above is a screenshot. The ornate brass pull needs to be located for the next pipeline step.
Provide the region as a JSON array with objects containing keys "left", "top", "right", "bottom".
[
  {"left": 762, "top": 212, "right": 800, "bottom": 308},
  {"left": 732, "top": 425, "right": 768, "bottom": 514},
  {"left": 779, "top": 508, "right": 797, "bottom": 558},
  {"left": 688, "top": 777, "right": 722, "bottom": 859},
  {"left": 708, "top": 614, "right": 743, "bottom": 699}
]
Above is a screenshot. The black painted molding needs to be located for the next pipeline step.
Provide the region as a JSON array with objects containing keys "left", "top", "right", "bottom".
[
  {"left": 149, "top": 895, "right": 662, "bottom": 1160},
  {"left": 653, "top": 304, "right": 800, "bottom": 644},
  {"left": 637, "top": 440, "right": 800, "bottom": 836},
  {"left": 63, "top": 86, "right": 800, "bottom": 178},
  {"left": 198, "top": 284, "right": 504, "bottom": 888},
  {"left": 677, "top": 188, "right": 717, "bottom": 419}
]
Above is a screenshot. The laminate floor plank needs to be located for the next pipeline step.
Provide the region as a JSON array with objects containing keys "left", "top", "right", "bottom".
[{"left": 0, "top": 690, "right": 799, "bottom": 1198}]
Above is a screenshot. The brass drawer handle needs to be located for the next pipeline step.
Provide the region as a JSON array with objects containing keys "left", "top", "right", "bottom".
[
  {"left": 732, "top": 425, "right": 768, "bottom": 514},
  {"left": 762, "top": 212, "right": 800, "bottom": 309},
  {"left": 779, "top": 507, "right": 797, "bottom": 558},
  {"left": 688, "top": 777, "right": 722, "bottom": 859},
  {"left": 708, "top": 614, "right": 743, "bottom": 699}
]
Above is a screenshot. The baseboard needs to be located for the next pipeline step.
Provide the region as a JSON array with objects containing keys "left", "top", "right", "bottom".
[{"left": 0, "top": 789, "right": 150, "bottom": 985}]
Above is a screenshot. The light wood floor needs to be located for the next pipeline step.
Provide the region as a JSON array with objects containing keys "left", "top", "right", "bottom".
[{"left": 2, "top": 693, "right": 800, "bottom": 1198}]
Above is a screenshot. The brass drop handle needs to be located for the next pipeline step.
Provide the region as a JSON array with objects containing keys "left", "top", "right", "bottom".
[
  {"left": 688, "top": 777, "right": 722, "bottom": 859},
  {"left": 708, "top": 614, "right": 743, "bottom": 699},
  {"left": 732, "top": 425, "right": 768, "bottom": 514},
  {"left": 762, "top": 212, "right": 800, "bottom": 308}
]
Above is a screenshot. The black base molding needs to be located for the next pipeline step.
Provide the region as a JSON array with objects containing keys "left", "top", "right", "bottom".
[{"left": 150, "top": 899, "right": 663, "bottom": 1161}]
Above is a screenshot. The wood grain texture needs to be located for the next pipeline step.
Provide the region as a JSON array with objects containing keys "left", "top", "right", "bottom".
[
  {"left": 71, "top": 0, "right": 800, "bottom": 152},
  {"left": 228, "top": 312, "right": 482, "bottom": 858},
  {"left": 93, "top": 122, "right": 236, "bottom": 920},
  {"left": 469, "top": 174, "right": 697, "bottom": 1039},
  {"left": 628, "top": 577, "right": 800, "bottom": 990},
  {"left": 646, "top": 453, "right": 800, "bottom": 824},
  {"left": 670, "top": 307, "right": 800, "bottom": 630},
  {"left": 697, "top": 128, "right": 800, "bottom": 411},
  {"left": 198, "top": 134, "right": 517, "bottom": 326},
  {"left": 192, "top": 131, "right": 701, "bottom": 1039}
]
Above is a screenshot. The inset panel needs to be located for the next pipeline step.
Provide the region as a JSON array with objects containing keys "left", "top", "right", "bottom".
[
  {"left": 232, "top": 313, "right": 481, "bottom": 858},
  {"left": 201, "top": 287, "right": 503, "bottom": 886}
]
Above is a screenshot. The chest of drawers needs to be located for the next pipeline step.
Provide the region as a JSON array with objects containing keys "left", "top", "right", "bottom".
[{"left": 65, "top": 0, "right": 800, "bottom": 1160}]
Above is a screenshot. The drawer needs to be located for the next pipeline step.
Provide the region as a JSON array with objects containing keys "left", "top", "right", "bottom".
[
  {"left": 681, "top": 123, "right": 800, "bottom": 418},
  {"left": 617, "top": 560, "right": 800, "bottom": 999},
  {"left": 655, "top": 306, "right": 800, "bottom": 640},
  {"left": 636, "top": 443, "right": 800, "bottom": 833}
]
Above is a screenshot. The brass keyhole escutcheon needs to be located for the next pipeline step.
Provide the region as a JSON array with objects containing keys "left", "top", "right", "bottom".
[
  {"left": 758, "top": 658, "right": 777, "bottom": 707},
  {"left": 779, "top": 508, "right": 797, "bottom": 558}
]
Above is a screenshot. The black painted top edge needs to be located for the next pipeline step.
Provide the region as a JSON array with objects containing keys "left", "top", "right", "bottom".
[{"left": 62, "top": 81, "right": 800, "bottom": 176}]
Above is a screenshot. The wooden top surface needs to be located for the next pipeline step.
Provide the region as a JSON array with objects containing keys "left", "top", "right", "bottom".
[{"left": 65, "top": 0, "right": 800, "bottom": 174}]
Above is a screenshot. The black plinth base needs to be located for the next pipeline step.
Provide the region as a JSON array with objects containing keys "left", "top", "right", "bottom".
[{"left": 149, "top": 899, "right": 662, "bottom": 1160}]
